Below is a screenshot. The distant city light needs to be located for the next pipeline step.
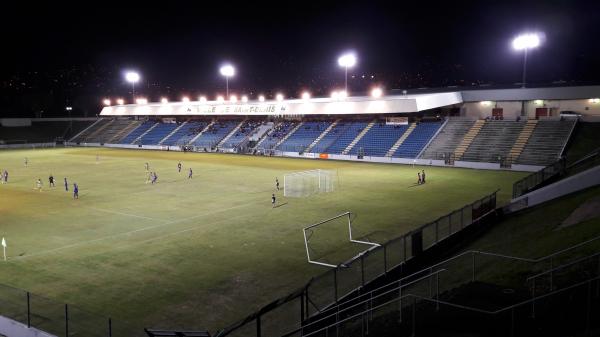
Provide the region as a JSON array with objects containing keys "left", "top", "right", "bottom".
[
  {"left": 116, "top": 99, "right": 124, "bottom": 105},
  {"left": 161, "top": 97, "right": 168, "bottom": 104},
  {"left": 230, "top": 95, "right": 238, "bottom": 103},
  {"left": 258, "top": 95, "right": 265, "bottom": 102},
  {"left": 136, "top": 98, "right": 147, "bottom": 104},
  {"left": 103, "top": 99, "right": 111, "bottom": 106},
  {"left": 65, "top": 106, "right": 73, "bottom": 111},
  {"left": 241, "top": 95, "right": 248, "bottom": 103},
  {"left": 125, "top": 71, "right": 140, "bottom": 83},
  {"left": 301, "top": 91, "right": 311, "bottom": 100},
  {"left": 338, "top": 52, "right": 357, "bottom": 68},
  {"left": 371, "top": 87, "right": 383, "bottom": 98},
  {"left": 182, "top": 96, "right": 190, "bottom": 103},
  {"left": 199, "top": 96, "right": 207, "bottom": 103},
  {"left": 276, "top": 93, "right": 284, "bottom": 101},
  {"left": 217, "top": 95, "right": 225, "bottom": 102},
  {"left": 512, "top": 33, "right": 541, "bottom": 51}
]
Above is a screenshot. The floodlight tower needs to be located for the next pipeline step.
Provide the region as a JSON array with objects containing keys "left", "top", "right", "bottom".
[
  {"left": 125, "top": 71, "right": 140, "bottom": 102},
  {"left": 338, "top": 52, "right": 357, "bottom": 93},
  {"left": 219, "top": 64, "right": 235, "bottom": 99},
  {"left": 512, "top": 33, "right": 541, "bottom": 88}
]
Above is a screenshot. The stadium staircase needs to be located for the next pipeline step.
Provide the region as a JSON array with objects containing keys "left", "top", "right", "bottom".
[
  {"left": 253, "top": 122, "right": 279, "bottom": 149},
  {"left": 461, "top": 120, "right": 526, "bottom": 163},
  {"left": 385, "top": 123, "right": 415, "bottom": 157},
  {"left": 217, "top": 119, "right": 246, "bottom": 148},
  {"left": 187, "top": 120, "right": 215, "bottom": 145},
  {"left": 515, "top": 119, "right": 577, "bottom": 166},
  {"left": 304, "top": 120, "right": 339, "bottom": 153},
  {"left": 107, "top": 120, "right": 141, "bottom": 143},
  {"left": 453, "top": 119, "right": 485, "bottom": 160},
  {"left": 131, "top": 122, "right": 158, "bottom": 144},
  {"left": 85, "top": 119, "right": 115, "bottom": 141},
  {"left": 250, "top": 122, "right": 274, "bottom": 142},
  {"left": 69, "top": 118, "right": 105, "bottom": 142},
  {"left": 342, "top": 120, "right": 375, "bottom": 155},
  {"left": 277, "top": 121, "right": 332, "bottom": 152},
  {"left": 508, "top": 119, "right": 538, "bottom": 160},
  {"left": 159, "top": 121, "right": 187, "bottom": 145},
  {"left": 420, "top": 118, "right": 476, "bottom": 160},
  {"left": 274, "top": 122, "right": 303, "bottom": 149}
]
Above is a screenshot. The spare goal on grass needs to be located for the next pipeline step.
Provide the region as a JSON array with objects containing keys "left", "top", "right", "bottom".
[{"left": 284, "top": 169, "right": 336, "bottom": 197}]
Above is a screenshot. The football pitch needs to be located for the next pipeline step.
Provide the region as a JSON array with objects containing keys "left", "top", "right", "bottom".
[{"left": 0, "top": 147, "right": 526, "bottom": 332}]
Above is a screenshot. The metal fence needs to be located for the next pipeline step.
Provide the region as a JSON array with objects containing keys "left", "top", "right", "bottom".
[
  {"left": 215, "top": 191, "right": 498, "bottom": 337},
  {"left": 512, "top": 157, "right": 566, "bottom": 199},
  {"left": 0, "top": 283, "right": 142, "bottom": 337},
  {"left": 279, "top": 234, "right": 600, "bottom": 337}
]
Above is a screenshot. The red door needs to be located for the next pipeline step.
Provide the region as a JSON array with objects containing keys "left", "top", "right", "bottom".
[
  {"left": 492, "top": 108, "right": 503, "bottom": 119},
  {"left": 536, "top": 108, "right": 548, "bottom": 118}
]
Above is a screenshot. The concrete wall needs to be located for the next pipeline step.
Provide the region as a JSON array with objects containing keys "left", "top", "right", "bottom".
[
  {"left": 0, "top": 315, "right": 55, "bottom": 337},
  {"left": 462, "top": 99, "right": 600, "bottom": 120}
]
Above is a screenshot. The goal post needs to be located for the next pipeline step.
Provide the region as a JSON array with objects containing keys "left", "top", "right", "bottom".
[
  {"left": 284, "top": 169, "right": 336, "bottom": 197},
  {"left": 303, "top": 212, "right": 381, "bottom": 268}
]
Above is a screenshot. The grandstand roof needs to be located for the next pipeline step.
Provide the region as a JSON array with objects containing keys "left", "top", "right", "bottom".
[{"left": 99, "top": 86, "right": 600, "bottom": 117}]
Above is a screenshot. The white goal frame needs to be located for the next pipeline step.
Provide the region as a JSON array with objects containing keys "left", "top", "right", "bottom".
[
  {"left": 302, "top": 212, "right": 381, "bottom": 268},
  {"left": 284, "top": 169, "right": 336, "bottom": 198}
]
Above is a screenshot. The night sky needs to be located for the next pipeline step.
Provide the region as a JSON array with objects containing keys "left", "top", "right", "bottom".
[{"left": 2, "top": 0, "right": 600, "bottom": 100}]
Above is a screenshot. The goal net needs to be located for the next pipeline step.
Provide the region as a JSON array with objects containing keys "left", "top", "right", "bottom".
[
  {"left": 303, "top": 212, "right": 380, "bottom": 268},
  {"left": 284, "top": 169, "right": 336, "bottom": 197}
]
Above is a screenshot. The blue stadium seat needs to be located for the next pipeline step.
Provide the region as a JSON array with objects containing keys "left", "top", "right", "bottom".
[
  {"left": 277, "top": 121, "right": 331, "bottom": 152},
  {"left": 393, "top": 122, "right": 442, "bottom": 158}
]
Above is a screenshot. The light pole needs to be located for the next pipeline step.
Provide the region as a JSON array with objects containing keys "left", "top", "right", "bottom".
[
  {"left": 220, "top": 64, "right": 235, "bottom": 99},
  {"left": 338, "top": 52, "right": 357, "bottom": 93},
  {"left": 512, "top": 33, "right": 541, "bottom": 88},
  {"left": 125, "top": 71, "right": 140, "bottom": 102}
]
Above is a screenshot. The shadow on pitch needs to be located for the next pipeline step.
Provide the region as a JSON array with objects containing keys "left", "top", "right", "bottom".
[{"left": 273, "top": 202, "right": 288, "bottom": 208}]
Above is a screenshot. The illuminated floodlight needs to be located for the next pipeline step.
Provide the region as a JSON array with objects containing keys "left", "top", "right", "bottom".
[
  {"left": 161, "top": 97, "right": 168, "bottom": 104},
  {"left": 338, "top": 52, "right": 357, "bottom": 68},
  {"left": 136, "top": 98, "right": 147, "bottom": 104},
  {"left": 258, "top": 95, "right": 265, "bottom": 102},
  {"left": 534, "top": 99, "right": 544, "bottom": 105},
  {"left": 371, "top": 87, "right": 383, "bottom": 98},
  {"left": 230, "top": 95, "right": 238, "bottom": 103},
  {"left": 182, "top": 96, "right": 190, "bottom": 103},
  {"left": 220, "top": 64, "right": 235, "bottom": 99},
  {"left": 65, "top": 106, "right": 73, "bottom": 111},
  {"left": 276, "top": 93, "right": 284, "bottom": 102},
  {"left": 199, "top": 96, "right": 207, "bottom": 103},
  {"left": 589, "top": 98, "right": 600, "bottom": 104},
  {"left": 512, "top": 33, "right": 541, "bottom": 51},
  {"left": 241, "top": 95, "right": 248, "bottom": 103},
  {"left": 331, "top": 91, "right": 339, "bottom": 99},
  {"left": 338, "top": 90, "right": 348, "bottom": 99},
  {"left": 338, "top": 52, "right": 357, "bottom": 92},
  {"left": 103, "top": 99, "right": 111, "bottom": 106},
  {"left": 301, "top": 91, "right": 311, "bottom": 100},
  {"left": 217, "top": 95, "right": 225, "bottom": 102},
  {"left": 125, "top": 71, "right": 140, "bottom": 83},
  {"left": 480, "top": 101, "right": 492, "bottom": 106},
  {"left": 116, "top": 99, "right": 124, "bottom": 105}
]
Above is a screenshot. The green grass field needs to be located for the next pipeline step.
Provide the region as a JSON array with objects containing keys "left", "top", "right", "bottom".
[{"left": 0, "top": 147, "right": 525, "bottom": 333}]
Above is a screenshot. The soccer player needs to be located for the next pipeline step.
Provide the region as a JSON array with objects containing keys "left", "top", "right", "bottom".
[
  {"left": 24, "top": 157, "right": 28, "bottom": 167},
  {"left": 145, "top": 162, "right": 149, "bottom": 171},
  {"left": 2, "top": 170, "right": 7, "bottom": 184},
  {"left": 417, "top": 172, "right": 422, "bottom": 185},
  {"left": 421, "top": 170, "right": 426, "bottom": 184},
  {"left": 49, "top": 174, "right": 55, "bottom": 187},
  {"left": 178, "top": 162, "right": 182, "bottom": 173},
  {"left": 188, "top": 168, "right": 193, "bottom": 179},
  {"left": 36, "top": 178, "right": 42, "bottom": 191},
  {"left": 151, "top": 172, "right": 158, "bottom": 184},
  {"left": 276, "top": 177, "right": 280, "bottom": 191},
  {"left": 271, "top": 193, "right": 276, "bottom": 208},
  {"left": 73, "top": 183, "right": 79, "bottom": 199},
  {"left": 64, "top": 177, "right": 69, "bottom": 191}
]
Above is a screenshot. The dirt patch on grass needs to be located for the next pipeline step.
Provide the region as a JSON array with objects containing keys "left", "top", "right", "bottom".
[{"left": 558, "top": 195, "right": 600, "bottom": 229}]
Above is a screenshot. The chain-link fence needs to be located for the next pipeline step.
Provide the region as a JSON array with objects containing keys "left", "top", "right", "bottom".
[
  {"left": 216, "top": 191, "right": 498, "bottom": 337},
  {"left": 512, "top": 157, "right": 567, "bottom": 199}
]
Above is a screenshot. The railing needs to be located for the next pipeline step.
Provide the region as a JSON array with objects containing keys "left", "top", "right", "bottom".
[
  {"left": 564, "top": 147, "right": 600, "bottom": 177},
  {"left": 280, "top": 235, "right": 600, "bottom": 337},
  {"left": 512, "top": 157, "right": 566, "bottom": 199},
  {"left": 215, "top": 191, "right": 498, "bottom": 337},
  {"left": 0, "top": 283, "right": 143, "bottom": 337}
]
